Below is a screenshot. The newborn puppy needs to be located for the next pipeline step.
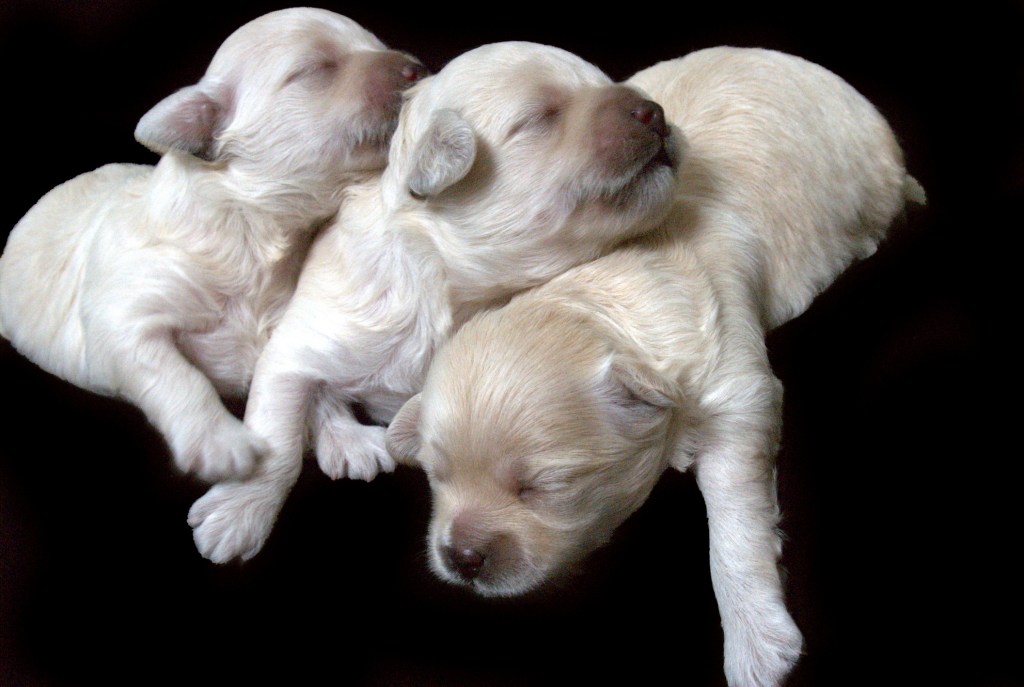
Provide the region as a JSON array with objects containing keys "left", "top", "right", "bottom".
[
  {"left": 187, "top": 41, "right": 680, "bottom": 563},
  {"left": 0, "top": 9, "right": 424, "bottom": 482},
  {"left": 387, "top": 47, "right": 925, "bottom": 687}
]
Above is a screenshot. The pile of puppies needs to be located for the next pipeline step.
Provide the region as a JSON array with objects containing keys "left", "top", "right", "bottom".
[{"left": 0, "top": 8, "right": 924, "bottom": 687}]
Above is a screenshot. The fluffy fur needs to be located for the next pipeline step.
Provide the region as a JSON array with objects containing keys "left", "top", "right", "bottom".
[
  {"left": 187, "top": 41, "right": 681, "bottom": 563},
  {"left": 386, "top": 47, "right": 925, "bottom": 687},
  {"left": 0, "top": 8, "right": 424, "bottom": 481}
]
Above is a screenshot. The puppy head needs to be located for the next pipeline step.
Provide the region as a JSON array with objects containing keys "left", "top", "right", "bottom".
[
  {"left": 383, "top": 42, "right": 682, "bottom": 302},
  {"left": 387, "top": 304, "right": 679, "bottom": 596},
  {"left": 135, "top": 8, "right": 425, "bottom": 208}
]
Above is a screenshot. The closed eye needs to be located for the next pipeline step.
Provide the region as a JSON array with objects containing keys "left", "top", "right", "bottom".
[
  {"left": 517, "top": 485, "right": 537, "bottom": 500},
  {"left": 283, "top": 57, "right": 341, "bottom": 88},
  {"left": 516, "top": 469, "right": 567, "bottom": 503},
  {"left": 505, "top": 103, "right": 562, "bottom": 140}
]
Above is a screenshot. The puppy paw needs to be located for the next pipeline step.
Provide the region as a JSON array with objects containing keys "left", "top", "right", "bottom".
[
  {"left": 172, "top": 414, "right": 266, "bottom": 483},
  {"left": 316, "top": 423, "right": 395, "bottom": 481},
  {"left": 724, "top": 607, "right": 803, "bottom": 687},
  {"left": 188, "top": 482, "right": 282, "bottom": 563}
]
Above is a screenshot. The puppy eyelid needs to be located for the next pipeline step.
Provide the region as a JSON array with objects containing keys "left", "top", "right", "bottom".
[
  {"left": 283, "top": 58, "right": 340, "bottom": 87},
  {"left": 506, "top": 103, "right": 561, "bottom": 140}
]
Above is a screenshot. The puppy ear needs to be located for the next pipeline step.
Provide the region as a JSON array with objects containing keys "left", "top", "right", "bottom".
[
  {"left": 134, "top": 84, "right": 229, "bottom": 161},
  {"left": 610, "top": 355, "right": 680, "bottom": 409},
  {"left": 386, "top": 393, "right": 423, "bottom": 465},
  {"left": 407, "top": 109, "right": 476, "bottom": 199}
]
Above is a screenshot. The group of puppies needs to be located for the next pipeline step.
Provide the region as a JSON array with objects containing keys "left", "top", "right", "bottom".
[{"left": 0, "top": 8, "right": 923, "bottom": 687}]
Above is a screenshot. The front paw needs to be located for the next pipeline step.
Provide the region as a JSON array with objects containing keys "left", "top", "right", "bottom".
[
  {"left": 187, "top": 482, "right": 282, "bottom": 563},
  {"left": 724, "top": 606, "right": 803, "bottom": 687},
  {"left": 172, "top": 413, "right": 266, "bottom": 482},
  {"left": 315, "top": 423, "right": 395, "bottom": 482}
]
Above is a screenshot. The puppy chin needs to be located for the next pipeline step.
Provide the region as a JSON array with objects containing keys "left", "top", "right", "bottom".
[
  {"left": 335, "top": 114, "right": 401, "bottom": 170},
  {"left": 609, "top": 159, "right": 678, "bottom": 221}
]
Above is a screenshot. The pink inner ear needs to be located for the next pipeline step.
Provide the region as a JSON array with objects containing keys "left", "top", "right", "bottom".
[
  {"left": 182, "top": 97, "right": 222, "bottom": 159},
  {"left": 135, "top": 85, "right": 227, "bottom": 161}
]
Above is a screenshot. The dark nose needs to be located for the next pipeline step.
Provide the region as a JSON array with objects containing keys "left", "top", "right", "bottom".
[
  {"left": 400, "top": 60, "right": 429, "bottom": 83},
  {"left": 630, "top": 100, "right": 668, "bottom": 138},
  {"left": 444, "top": 545, "right": 485, "bottom": 580}
]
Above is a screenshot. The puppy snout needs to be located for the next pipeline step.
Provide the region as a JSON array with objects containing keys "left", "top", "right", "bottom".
[
  {"left": 590, "top": 86, "right": 672, "bottom": 172},
  {"left": 365, "top": 51, "right": 428, "bottom": 111},
  {"left": 381, "top": 51, "right": 428, "bottom": 85},
  {"left": 630, "top": 99, "right": 668, "bottom": 139},
  {"left": 444, "top": 545, "right": 486, "bottom": 580}
]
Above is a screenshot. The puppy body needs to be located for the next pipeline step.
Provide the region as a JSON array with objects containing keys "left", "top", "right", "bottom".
[
  {"left": 188, "top": 41, "right": 680, "bottom": 563},
  {"left": 387, "top": 47, "right": 924, "bottom": 687},
  {"left": 0, "top": 9, "right": 423, "bottom": 481}
]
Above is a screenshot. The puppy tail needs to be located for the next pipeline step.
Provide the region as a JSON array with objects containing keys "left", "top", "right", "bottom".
[{"left": 903, "top": 174, "right": 927, "bottom": 206}]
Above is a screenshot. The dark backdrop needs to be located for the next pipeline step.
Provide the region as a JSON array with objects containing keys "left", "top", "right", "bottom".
[{"left": 1, "top": 2, "right": 1019, "bottom": 685}]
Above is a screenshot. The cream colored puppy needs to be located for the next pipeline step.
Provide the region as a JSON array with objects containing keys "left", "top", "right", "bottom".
[
  {"left": 387, "top": 47, "right": 925, "bottom": 687},
  {"left": 187, "top": 41, "right": 680, "bottom": 563},
  {"left": 0, "top": 9, "right": 424, "bottom": 482}
]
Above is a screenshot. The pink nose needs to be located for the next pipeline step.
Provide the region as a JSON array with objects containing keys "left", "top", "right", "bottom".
[
  {"left": 400, "top": 60, "right": 428, "bottom": 83},
  {"left": 630, "top": 100, "right": 668, "bottom": 138}
]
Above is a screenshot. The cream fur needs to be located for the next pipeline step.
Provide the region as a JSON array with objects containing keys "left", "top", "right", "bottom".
[
  {"left": 187, "top": 41, "right": 681, "bottom": 563},
  {"left": 386, "top": 47, "right": 925, "bottom": 687},
  {"left": 0, "top": 9, "right": 423, "bottom": 482}
]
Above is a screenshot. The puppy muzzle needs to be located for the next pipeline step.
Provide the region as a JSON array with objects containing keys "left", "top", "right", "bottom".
[{"left": 363, "top": 51, "right": 429, "bottom": 114}]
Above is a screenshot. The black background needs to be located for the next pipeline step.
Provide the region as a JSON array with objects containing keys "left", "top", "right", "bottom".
[{"left": 1, "top": 2, "right": 1019, "bottom": 685}]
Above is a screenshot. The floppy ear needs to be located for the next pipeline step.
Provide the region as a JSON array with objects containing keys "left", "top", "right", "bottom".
[
  {"left": 605, "top": 354, "right": 682, "bottom": 446},
  {"left": 407, "top": 109, "right": 476, "bottom": 199},
  {"left": 610, "top": 355, "right": 680, "bottom": 409},
  {"left": 134, "top": 84, "right": 229, "bottom": 161},
  {"left": 386, "top": 393, "right": 423, "bottom": 466}
]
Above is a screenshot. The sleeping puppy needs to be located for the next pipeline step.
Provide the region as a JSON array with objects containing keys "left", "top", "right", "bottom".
[
  {"left": 187, "top": 41, "right": 680, "bottom": 563},
  {"left": 0, "top": 8, "right": 424, "bottom": 482},
  {"left": 386, "top": 47, "right": 925, "bottom": 687}
]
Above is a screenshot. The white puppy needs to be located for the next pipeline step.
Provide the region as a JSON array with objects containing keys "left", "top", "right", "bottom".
[
  {"left": 386, "top": 47, "right": 926, "bottom": 687},
  {"left": 187, "top": 41, "right": 680, "bottom": 563},
  {"left": 0, "top": 9, "right": 424, "bottom": 482}
]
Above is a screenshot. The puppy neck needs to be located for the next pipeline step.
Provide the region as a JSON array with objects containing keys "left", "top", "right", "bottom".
[
  {"left": 145, "top": 152, "right": 362, "bottom": 263},
  {"left": 333, "top": 175, "right": 457, "bottom": 327}
]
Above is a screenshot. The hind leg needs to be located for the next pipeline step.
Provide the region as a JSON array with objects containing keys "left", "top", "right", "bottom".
[{"left": 111, "top": 330, "right": 265, "bottom": 482}]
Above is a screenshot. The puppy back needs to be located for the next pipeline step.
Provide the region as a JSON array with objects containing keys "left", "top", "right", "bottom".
[
  {"left": 0, "top": 163, "right": 151, "bottom": 385},
  {"left": 630, "top": 47, "right": 918, "bottom": 329}
]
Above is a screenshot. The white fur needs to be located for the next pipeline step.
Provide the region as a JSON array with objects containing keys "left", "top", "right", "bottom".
[
  {"left": 0, "top": 9, "right": 422, "bottom": 481},
  {"left": 188, "top": 41, "right": 681, "bottom": 563},
  {"left": 386, "top": 47, "right": 925, "bottom": 687}
]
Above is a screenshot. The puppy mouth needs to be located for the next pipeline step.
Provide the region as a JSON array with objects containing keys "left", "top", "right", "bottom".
[
  {"left": 345, "top": 109, "right": 401, "bottom": 156},
  {"left": 379, "top": 88, "right": 409, "bottom": 120},
  {"left": 456, "top": 571, "right": 545, "bottom": 598},
  {"left": 633, "top": 128, "right": 681, "bottom": 178},
  {"left": 593, "top": 135, "right": 679, "bottom": 210},
  {"left": 646, "top": 139, "right": 676, "bottom": 171}
]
